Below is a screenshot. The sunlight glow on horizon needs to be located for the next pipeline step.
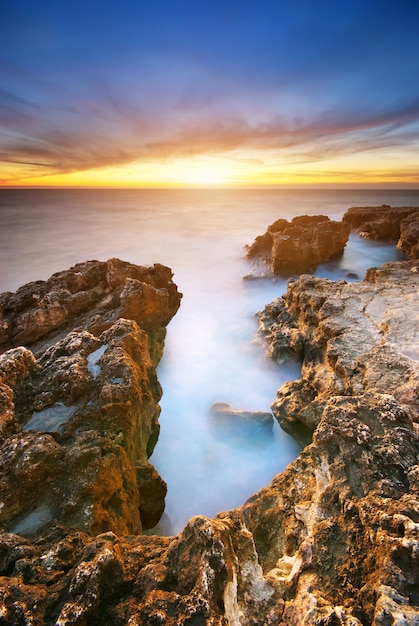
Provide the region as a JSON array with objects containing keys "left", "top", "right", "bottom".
[
  {"left": 3, "top": 3, "right": 418, "bottom": 192},
  {"left": 2, "top": 151, "right": 418, "bottom": 188}
]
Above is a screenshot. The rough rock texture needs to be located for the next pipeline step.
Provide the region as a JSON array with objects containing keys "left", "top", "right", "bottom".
[
  {"left": 259, "top": 260, "right": 419, "bottom": 445},
  {"left": 342, "top": 206, "right": 419, "bottom": 258},
  {"left": 0, "top": 258, "right": 418, "bottom": 624},
  {"left": 399, "top": 211, "right": 419, "bottom": 259},
  {"left": 0, "top": 257, "right": 181, "bottom": 362},
  {"left": 0, "top": 259, "right": 182, "bottom": 537},
  {"left": 245, "top": 215, "right": 350, "bottom": 276}
]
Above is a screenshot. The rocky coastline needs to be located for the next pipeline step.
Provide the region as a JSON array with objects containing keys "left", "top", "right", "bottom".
[{"left": 0, "top": 207, "right": 418, "bottom": 624}]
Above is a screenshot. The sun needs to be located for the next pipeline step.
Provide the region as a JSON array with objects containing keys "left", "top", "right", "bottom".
[
  {"left": 168, "top": 159, "right": 231, "bottom": 187},
  {"left": 189, "top": 172, "right": 226, "bottom": 186}
]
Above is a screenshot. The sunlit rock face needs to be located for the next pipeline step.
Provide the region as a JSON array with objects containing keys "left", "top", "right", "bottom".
[
  {"left": 0, "top": 257, "right": 181, "bottom": 360},
  {"left": 0, "top": 257, "right": 418, "bottom": 625},
  {"left": 342, "top": 205, "right": 419, "bottom": 259},
  {"left": 245, "top": 215, "right": 350, "bottom": 276},
  {"left": 259, "top": 260, "right": 419, "bottom": 442},
  {"left": 0, "top": 259, "right": 182, "bottom": 537},
  {"left": 253, "top": 259, "right": 419, "bottom": 623}
]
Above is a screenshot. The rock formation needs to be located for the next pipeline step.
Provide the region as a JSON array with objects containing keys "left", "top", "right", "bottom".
[
  {"left": 210, "top": 401, "right": 274, "bottom": 443},
  {"left": 0, "top": 259, "right": 182, "bottom": 538},
  {"left": 399, "top": 211, "right": 419, "bottom": 259},
  {"left": 245, "top": 215, "right": 350, "bottom": 276},
  {"left": 258, "top": 260, "right": 419, "bottom": 445},
  {"left": 342, "top": 206, "right": 419, "bottom": 259},
  {"left": 1, "top": 255, "right": 418, "bottom": 624}
]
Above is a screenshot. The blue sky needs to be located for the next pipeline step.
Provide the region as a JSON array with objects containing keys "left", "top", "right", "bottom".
[{"left": 1, "top": 0, "right": 419, "bottom": 186}]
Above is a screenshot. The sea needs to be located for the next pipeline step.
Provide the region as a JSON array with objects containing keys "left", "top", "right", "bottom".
[{"left": 0, "top": 187, "right": 416, "bottom": 533}]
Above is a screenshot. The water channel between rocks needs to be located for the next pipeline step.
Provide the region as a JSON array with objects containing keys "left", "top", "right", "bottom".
[{"left": 0, "top": 188, "right": 413, "bottom": 534}]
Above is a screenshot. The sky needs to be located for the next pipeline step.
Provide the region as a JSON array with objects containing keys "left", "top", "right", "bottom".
[{"left": 1, "top": 0, "right": 419, "bottom": 187}]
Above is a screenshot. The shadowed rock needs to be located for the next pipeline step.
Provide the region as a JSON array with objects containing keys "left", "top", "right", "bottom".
[
  {"left": 210, "top": 401, "right": 274, "bottom": 444},
  {"left": 399, "top": 210, "right": 419, "bottom": 259},
  {"left": 342, "top": 205, "right": 419, "bottom": 259}
]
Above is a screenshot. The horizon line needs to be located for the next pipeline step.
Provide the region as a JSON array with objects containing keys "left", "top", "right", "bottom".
[{"left": 2, "top": 183, "right": 419, "bottom": 191}]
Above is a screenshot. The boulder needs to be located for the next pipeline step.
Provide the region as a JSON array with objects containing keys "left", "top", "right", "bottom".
[
  {"left": 245, "top": 215, "right": 350, "bottom": 276},
  {"left": 342, "top": 205, "right": 419, "bottom": 252}
]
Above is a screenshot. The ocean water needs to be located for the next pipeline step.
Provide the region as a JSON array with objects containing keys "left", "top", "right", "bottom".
[{"left": 0, "top": 187, "right": 415, "bottom": 533}]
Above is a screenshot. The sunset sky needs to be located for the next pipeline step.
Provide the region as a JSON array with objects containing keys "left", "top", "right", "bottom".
[{"left": 1, "top": 0, "right": 419, "bottom": 187}]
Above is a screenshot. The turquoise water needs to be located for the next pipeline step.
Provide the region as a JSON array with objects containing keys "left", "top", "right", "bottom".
[{"left": 0, "top": 187, "right": 413, "bottom": 532}]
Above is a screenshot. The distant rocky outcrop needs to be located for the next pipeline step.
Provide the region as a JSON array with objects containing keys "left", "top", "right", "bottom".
[
  {"left": 1, "top": 256, "right": 419, "bottom": 624},
  {"left": 245, "top": 215, "right": 350, "bottom": 276},
  {"left": 0, "top": 259, "right": 182, "bottom": 537},
  {"left": 342, "top": 205, "right": 419, "bottom": 259}
]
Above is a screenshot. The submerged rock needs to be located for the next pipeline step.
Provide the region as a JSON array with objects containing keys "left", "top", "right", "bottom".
[
  {"left": 210, "top": 401, "right": 274, "bottom": 443},
  {"left": 245, "top": 214, "right": 350, "bottom": 276}
]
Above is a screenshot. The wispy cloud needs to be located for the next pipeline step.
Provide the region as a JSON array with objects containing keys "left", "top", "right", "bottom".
[
  {"left": 2, "top": 1, "right": 418, "bottom": 185},
  {"left": 2, "top": 88, "right": 419, "bottom": 184}
]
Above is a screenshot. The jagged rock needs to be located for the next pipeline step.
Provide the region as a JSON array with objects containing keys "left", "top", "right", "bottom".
[
  {"left": 259, "top": 260, "right": 419, "bottom": 440},
  {"left": 0, "top": 391, "right": 417, "bottom": 623},
  {"left": 245, "top": 215, "right": 350, "bottom": 276},
  {"left": 0, "top": 258, "right": 181, "bottom": 361},
  {"left": 0, "top": 257, "right": 418, "bottom": 624},
  {"left": 0, "top": 260, "right": 182, "bottom": 538},
  {"left": 269, "top": 378, "right": 325, "bottom": 446},
  {"left": 240, "top": 392, "right": 419, "bottom": 625},
  {"left": 342, "top": 205, "right": 419, "bottom": 253},
  {"left": 398, "top": 211, "right": 419, "bottom": 259}
]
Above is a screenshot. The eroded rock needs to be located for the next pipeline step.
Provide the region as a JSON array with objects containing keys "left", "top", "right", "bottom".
[
  {"left": 0, "top": 258, "right": 181, "bottom": 360},
  {"left": 0, "top": 260, "right": 182, "bottom": 538},
  {"left": 342, "top": 205, "right": 419, "bottom": 259},
  {"left": 399, "top": 210, "right": 419, "bottom": 259},
  {"left": 1, "top": 382, "right": 417, "bottom": 624},
  {"left": 0, "top": 256, "right": 418, "bottom": 624},
  {"left": 245, "top": 215, "right": 350, "bottom": 276},
  {"left": 258, "top": 261, "right": 419, "bottom": 441}
]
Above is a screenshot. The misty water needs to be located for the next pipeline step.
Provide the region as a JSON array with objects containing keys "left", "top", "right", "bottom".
[{"left": 1, "top": 188, "right": 415, "bottom": 533}]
